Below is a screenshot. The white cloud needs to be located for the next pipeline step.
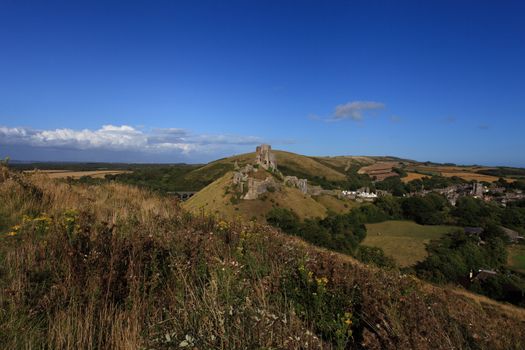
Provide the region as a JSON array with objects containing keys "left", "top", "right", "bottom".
[
  {"left": 333, "top": 101, "right": 385, "bottom": 120},
  {"left": 0, "top": 124, "right": 264, "bottom": 156},
  {"left": 311, "top": 100, "right": 385, "bottom": 122}
]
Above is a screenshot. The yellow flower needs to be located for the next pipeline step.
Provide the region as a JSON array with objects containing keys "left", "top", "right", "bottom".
[
  {"left": 217, "top": 220, "right": 229, "bottom": 230},
  {"left": 315, "top": 276, "right": 328, "bottom": 285},
  {"left": 35, "top": 215, "right": 52, "bottom": 223},
  {"left": 11, "top": 225, "right": 21, "bottom": 231},
  {"left": 344, "top": 318, "right": 352, "bottom": 326},
  {"left": 7, "top": 231, "right": 17, "bottom": 236}
]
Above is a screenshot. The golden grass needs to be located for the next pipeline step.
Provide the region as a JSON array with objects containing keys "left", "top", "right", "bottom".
[
  {"left": 401, "top": 172, "right": 429, "bottom": 183},
  {"left": 438, "top": 171, "right": 501, "bottom": 182},
  {"left": 2, "top": 166, "right": 525, "bottom": 349},
  {"left": 408, "top": 165, "right": 515, "bottom": 183},
  {"left": 24, "top": 169, "right": 132, "bottom": 179},
  {"left": 183, "top": 172, "right": 331, "bottom": 222},
  {"left": 313, "top": 194, "right": 360, "bottom": 214},
  {"left": 311, "top": 155, "right": 375, "bottom": 172},
  {"left": 274, "top": 151, "right": 347, "bottom": 181}
]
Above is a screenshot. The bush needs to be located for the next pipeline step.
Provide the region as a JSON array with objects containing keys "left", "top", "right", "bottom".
[
  {"left": 266, "top": 208, "right": 300, "bottom": 232},
  {"left": 356, "top": 246, "right": 396, "bottom": 268}
]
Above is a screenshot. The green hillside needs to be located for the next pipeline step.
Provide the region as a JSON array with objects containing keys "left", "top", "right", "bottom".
[{"left": 363, "top": 220, "right": 460, "bottom": 267}]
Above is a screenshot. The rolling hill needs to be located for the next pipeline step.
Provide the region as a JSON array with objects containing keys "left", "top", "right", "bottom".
[
  {"left": 185, "top": 150, "right": 349, "bottom": 185},
  {"left": 183, "top": 170, "right": 358, "bottom": 222}
]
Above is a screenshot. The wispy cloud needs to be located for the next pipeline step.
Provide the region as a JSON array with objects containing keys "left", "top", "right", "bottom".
[
  {"left": 0, "top": 124, "right": 264, "bottom": 156},
  {"left": 390, "top": 115, "right": 402, "bottom": 123},
  {"left": 441, "top": 116, "right": 457, "bottom": 124},
  {"left": 311, "top": 100, "right": 385, "bottom": 122}
]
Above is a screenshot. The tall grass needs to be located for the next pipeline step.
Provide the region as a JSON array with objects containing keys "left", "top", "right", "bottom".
[{"left": 1, "top": 166, "right": 525, "bottom": 349}]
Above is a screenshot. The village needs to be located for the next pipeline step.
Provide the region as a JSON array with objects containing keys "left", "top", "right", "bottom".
[{"left": 408, "top": 181, "right": 525, "bottom": 206}]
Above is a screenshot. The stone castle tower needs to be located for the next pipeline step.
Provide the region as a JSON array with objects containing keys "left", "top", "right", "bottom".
[{"left": 255, "top": 144, "right": 277, "bottom": 170}]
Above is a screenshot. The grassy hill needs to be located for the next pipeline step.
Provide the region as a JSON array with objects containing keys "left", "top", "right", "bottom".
[
  {"left": 183, "top": 171, "right": 353, "bottom": 222},
  {"left": 2, "top": 166, "right": 525, "bottom": 349},
  {"left": 188, "top": 150, "right": 349, "bottom": 185},
  {"left": 363, "top": 221, "right": 460, "bottom": 267},
  {"left": 182, "top": 151, "right": 361, "bottom": 222}
]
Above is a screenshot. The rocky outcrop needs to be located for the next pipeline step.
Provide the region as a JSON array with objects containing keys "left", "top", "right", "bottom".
[
  {"left": 284, "top": 176, "right": 308, "bottom": 194},
  {"left": 255, "top": 144, "right": 277, "bottom": 170},
  {"left": 244, "top": 176, "right": 280, "bottom": 200},
  {"left": 232, "top": 144, "right": 328, "bottom": 200}
]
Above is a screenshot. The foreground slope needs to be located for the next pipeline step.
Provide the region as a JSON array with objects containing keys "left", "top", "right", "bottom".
[{"left": 1, "top": 167, "right": 525, "bottom": 349}]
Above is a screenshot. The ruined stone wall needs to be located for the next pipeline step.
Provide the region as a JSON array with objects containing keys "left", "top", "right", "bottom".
[
  {"left": 256, "top": 144, "right": 277, "bottom": 170},
  {"left": 284, "top": 176, "right": 308, "bottom": 194},
  {"left": 244, "top": 176, "right": 280, "bottom": 200}
]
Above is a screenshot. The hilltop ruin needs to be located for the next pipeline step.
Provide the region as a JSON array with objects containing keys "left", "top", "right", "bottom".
[
  {"left": 255, "top": 144, "right": 277, "bottom": 170},
  {"left": 232, "top": 144, "right": 335, "bottom": 200}
]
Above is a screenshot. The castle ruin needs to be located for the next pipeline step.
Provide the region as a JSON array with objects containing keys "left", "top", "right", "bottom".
[
  {"left": 232, "top": 144, "right": 314, "bottom": 200},
  {"left": 255, "top": 144, "right": 277, "bottom": 170}
]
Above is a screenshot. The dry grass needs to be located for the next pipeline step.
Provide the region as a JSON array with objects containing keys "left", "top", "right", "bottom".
[
  {"left": 183, "top": 172, "right": 350, "bottom": 222},
  {"left": 409, "top": 165, "right": 515, "bottom": 183},
  {"left": 358, "top": 162, "right": 400, "bottom": 181},
  {"left": 2, "top": 167, "right": 525, "bottom": 349},
  {"left": 274, "top": 151, "right": 347, "bottom": 181},
  {"left": 193, "top": 149, "right": 348, "bottom": 183},
  {"left": 311, "top": 156, "right": 375, "bottom": 172},
  {"left": 314, "top": 194, "right": 360, "bottom": 214},
  {"left": 438, "top": 171, "right": 500, "bottom": 182},
  {"left": 24, "top": 169, "right": 132, "bottom": 179},
  {"left": 401, "top": 172, "right": 429, "bottom": 183}
]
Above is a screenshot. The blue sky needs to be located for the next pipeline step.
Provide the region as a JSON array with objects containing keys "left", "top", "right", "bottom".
[{"left": 1, "top": 0, "right": 524, "bottom": 166}]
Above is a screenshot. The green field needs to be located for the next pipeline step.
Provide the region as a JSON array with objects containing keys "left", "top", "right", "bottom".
[
  {"left": 508, "top": 245, "right": 525, "bottom": 273},
  {"left": 363, "top": 220, "right": 459, "bottom": 267}
]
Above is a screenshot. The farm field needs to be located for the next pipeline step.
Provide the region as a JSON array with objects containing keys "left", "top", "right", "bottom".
[
  {"left": 438, "top": 171, "right": 501, "bottom": 182},
  {"left": 507, "top": 245, "right": 525, "bottom": 273},
  {"left": 24, "top": 169, "right": 132, "bottom": 179},
  {"left": 401, "top": 172, "right": 429, "bottom": 183},
  {"left": 357, "top": 161, "right": 400, "bottom": 181},
  {"left": 407, "top": 165, "right": 514, "bottom": 183},
  {"left": 363, "top": 220, "right": 459, "bottom": 267}
]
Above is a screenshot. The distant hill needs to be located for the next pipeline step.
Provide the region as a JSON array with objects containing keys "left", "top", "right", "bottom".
[
  {"left": 11, "top": 150, "right": 524, "bottom": 195},
  {"left": 183, "top": 170, "right": 360, "bottom": 222},
  {"left": 182, "top": 147, "right": 377, "bottom": 221}
]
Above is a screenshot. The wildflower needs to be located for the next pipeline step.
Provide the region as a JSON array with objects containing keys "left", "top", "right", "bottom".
[
  {"left": 7, "top": 231, "right": 17, "bottom": 236},
  {"left": 315, "top": 276, "right": 328, "bottom": 285},
  {"left": 343, "top": 312, "right": 353, "bottom": 326},
  {"left": 179, "top": 334, "right": 195, "bottom": 348}
]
